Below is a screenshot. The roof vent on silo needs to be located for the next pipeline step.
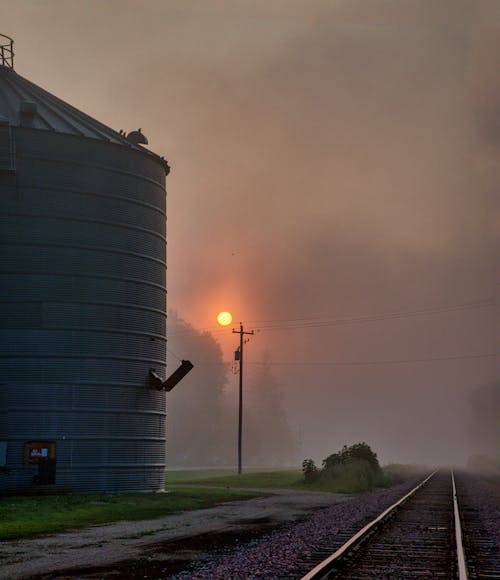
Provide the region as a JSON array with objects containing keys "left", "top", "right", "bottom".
[
  {"left": 126, "top": 128, "right": 148, "bottom": 145},
  {"left": 19, "top": 101, "right": 37, "bottom": 127},
  {"left": 0, "top": 34, "right": 14, "bottom": 69},
  {"left": 0, "top": 114, "right": 15, "bottom": 172}
]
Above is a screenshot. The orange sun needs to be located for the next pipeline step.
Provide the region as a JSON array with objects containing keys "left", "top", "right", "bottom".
[{"left": 217, "top": 311, "right": 233, "bottom": 326}]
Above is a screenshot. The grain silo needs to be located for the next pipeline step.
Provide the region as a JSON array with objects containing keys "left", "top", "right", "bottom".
[{"left": 0, "top": 35, "right": 181, "bottom": 493}]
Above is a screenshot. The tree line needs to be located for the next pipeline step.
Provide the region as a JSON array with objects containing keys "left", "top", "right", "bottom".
[{"left": 166, "top": 311, "right": 298, "bottom": 467}]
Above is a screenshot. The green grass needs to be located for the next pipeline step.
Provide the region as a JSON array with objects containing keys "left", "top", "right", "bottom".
[
  {"left": 166, "top": 468, "right": 238, "bottom": 483},
  {"left": 166, "top": 468, "right": 360, "bottom": 492},
  {"left": 2, "top": 466, "right": 412, "bottom": 541},
  {"left": 167, "top": 469, "right": 303, "bottom": 489},
  {"left": 0, "top": 487, "right": 264, "bottom": 541},
  {"left": 166, "top": 467, "right": 401, "bottom": 494}
]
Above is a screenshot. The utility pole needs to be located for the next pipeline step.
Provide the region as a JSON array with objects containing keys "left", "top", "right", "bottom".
[{"left": 233, "top": 323, "right": 254, "bottom": 474}]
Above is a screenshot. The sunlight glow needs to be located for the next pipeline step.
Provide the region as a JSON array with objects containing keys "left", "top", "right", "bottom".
[{"left": 217, "top": 311, "right": 233, "bottom": 326}]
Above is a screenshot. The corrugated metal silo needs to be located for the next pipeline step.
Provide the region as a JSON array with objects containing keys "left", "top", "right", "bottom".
[{"left": 0, "top": 36, "right": 171, "bottom": 493}]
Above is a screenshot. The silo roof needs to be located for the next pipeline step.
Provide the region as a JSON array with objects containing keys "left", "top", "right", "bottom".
[{"left": 0, "top": 64, "right": 169, "bottom": 169}]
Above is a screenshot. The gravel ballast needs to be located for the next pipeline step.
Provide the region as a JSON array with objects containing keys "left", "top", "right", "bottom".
[
  {"left": 175, "top": 472, "right": 499, "bottom": 579},
  {"left": 174, "top": 479, "right": 420, "bottom": 579}
]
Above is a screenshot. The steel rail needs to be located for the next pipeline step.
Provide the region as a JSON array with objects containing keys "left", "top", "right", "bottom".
[
  {"left": 301, "top": 470, "right": 437, "bottom": 580},
  {"left": 452, "top": 469, "right": 469, "bottom": 580}
]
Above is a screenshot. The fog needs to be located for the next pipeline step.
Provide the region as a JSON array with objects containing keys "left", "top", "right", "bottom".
[{"left": 3, "top": 0, "right": 498, "bottom": 467}]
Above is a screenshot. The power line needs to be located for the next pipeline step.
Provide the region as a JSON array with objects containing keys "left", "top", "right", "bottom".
[
  {"left": 194, "top": 352, "right": 496, "bottom": 367},
  {"left": 167, "top": 298, "right": 493, "bottom": 337},
  {"left": 246, "top": 352, "right": 496, "bottom": 367},
  {"left": 247, "top": 299, "right": 493, "bottom": 332},
  {"left": 166, "top": 347, "right": 183, "bottom": 361}
]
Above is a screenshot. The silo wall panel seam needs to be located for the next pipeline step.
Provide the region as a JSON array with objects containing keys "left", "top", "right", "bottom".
[
  {"left": 0, "top": 297, "right": 168, "bottom": 313},
  {"left": 17, "top": 155, "right": 166, "bottom": 197},
  {"left": 0, "top": 353, "right": 166, "bottom": 364},
  {"left": 5, "top": 440, "right": 166, "bottom": 463},
  {"left": 7, "top": 409, "right": 165, "bottom": 441},
  {"left": 5, "top": 380, "right": 163, "bottom": 390},
  {"left": 15, "top": 129, "right": 167, "bottom": 185},
  {"left": 0, "top": 300, "right": 167, "bottom": 320},
  {"left": 2, "top": 241, "right": 166, "bottom": 267},
  {"left": 0, "top": 210, "right": 167, "bottom": 242},
  {"left": 17, "top": 144, "right": 167, "bottom": 187},
  {"left": 6, "top": 407, "right": 165, "bottom": 417},
  {"left": 5, "top": 384, "right": 166, "bottom": 410},
  {"left": 0, "top": 358, "right": 166, "bottom": 383},
  {"left": 12, "top": 182, "right": 166, "bottom": 217},
  {"left": 1, "top": 469, "right": 166, "bottom": 494},
  {"left": 0, "top": 214, "right": 166, "bottom": 253},
  {"left": 1, "top": 196, "right": 166, "bottom": 234},
  {"left": 1, "top": 246, "right": 166, "bottom": 286},
  {"left": 0, "top": 334, "right": 166, "bottom": 360},
  {"left": 0, "top": 322, "right": 167, "bottom": 342},
  {"left": 1, "top": 274, "right": 166, "bottom": 303}
]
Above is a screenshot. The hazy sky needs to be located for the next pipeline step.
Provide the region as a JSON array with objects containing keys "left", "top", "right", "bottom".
[{"left": 3, "top": 0, "right": 499, "bottom": 465}]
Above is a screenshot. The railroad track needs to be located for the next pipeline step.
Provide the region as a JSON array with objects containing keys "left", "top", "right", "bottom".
[{"left": 300, "top": 469, "right": 499, "bottom": 579}]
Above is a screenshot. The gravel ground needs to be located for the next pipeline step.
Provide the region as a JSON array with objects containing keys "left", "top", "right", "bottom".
[
  {"left": 455, "top": 471, "right": 500, "bottom": 577},
  {"left": 458, "top": 472, "right": 500, "bottom": 539},
  {"left": 0, "top": 488, "right": 350, "bottom": 580},
  {"left": 174, "top": 472, "right": 500, "bottom": 579},
  {"left": 3, "top": 473, "right": 496, "bottom": 579},
  {"left": 173, "top": 479, "right": 420, "bottom": 579}
]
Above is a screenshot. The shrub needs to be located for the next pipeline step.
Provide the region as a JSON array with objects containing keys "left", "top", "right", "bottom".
[
  {"left": 331, "top": 459, "right": 372, "bottom": 492},
  {"left": 322, "top": 446, "right": 349, "bottom": 471},
  {"left": 347, "top": 442, "right": 381, "bottom": 475},
  {"left": 303, "top": 442, "right": 384, "bottom": 491},
  {"left": 302, "top": 458, "right": 320, "bottom": 483}
]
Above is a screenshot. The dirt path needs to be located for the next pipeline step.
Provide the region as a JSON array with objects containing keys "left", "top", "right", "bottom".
[{"left": 1, "top": 488, "right": 350, "bottom": 579}]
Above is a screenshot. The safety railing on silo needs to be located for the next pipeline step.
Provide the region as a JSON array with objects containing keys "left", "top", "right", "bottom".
[{"left": 0, "top": 34, "right": 14, "bottom": 69}]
